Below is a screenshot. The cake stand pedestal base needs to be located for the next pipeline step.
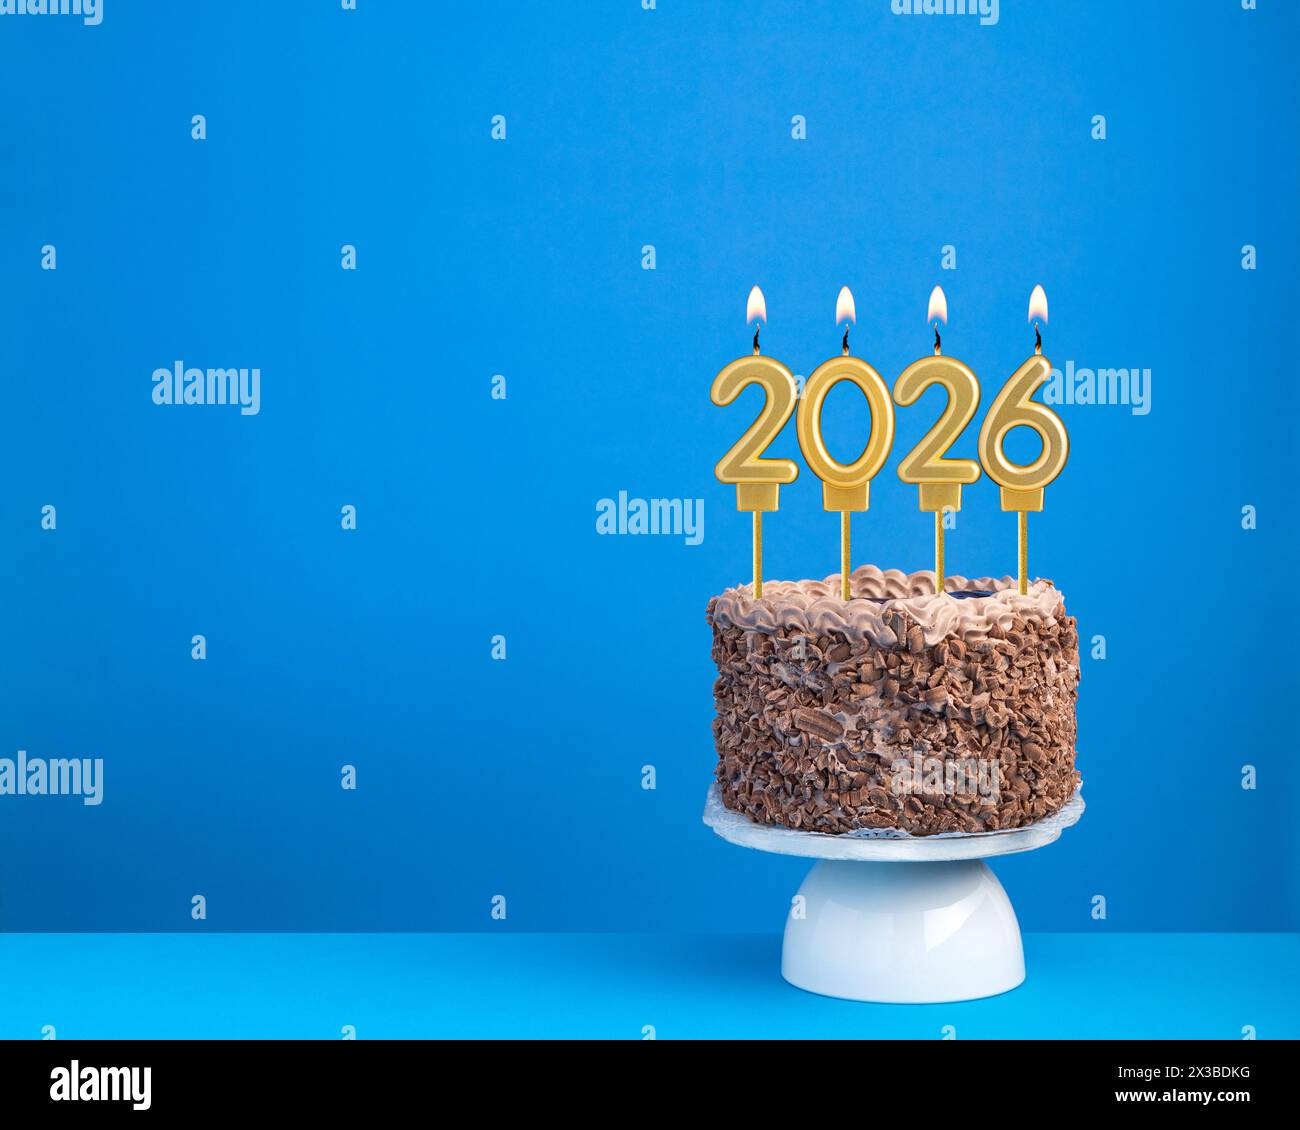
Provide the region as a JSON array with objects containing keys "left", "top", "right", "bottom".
[
  {"left": 781, "top": 859, "right": 1023, "bottom": 1003},
  {"left": 704, "top": 782, "right": 1084, "bottom": 1005}
]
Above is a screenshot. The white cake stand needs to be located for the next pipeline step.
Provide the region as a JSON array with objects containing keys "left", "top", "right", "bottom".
[{"left": 703, "top": 783, "right": 1084, "bottom": 1004}]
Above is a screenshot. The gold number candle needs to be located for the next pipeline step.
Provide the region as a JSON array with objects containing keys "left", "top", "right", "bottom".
[
  {"left": 795, "top": 287, "right": 895, "bottom": 601},
  {"left": 711, "top": 286, "right": 799, "bottom": 599},
  {"left": 977, "top": 285, "right": 1070, "bottom": 595},
  {"left": 893, "top": 286, "right": 981, "bottom": 594}
]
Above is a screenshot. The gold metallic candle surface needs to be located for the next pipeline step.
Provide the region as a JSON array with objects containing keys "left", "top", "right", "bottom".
[
  {"left": 1018, "top": 511, "right": 1028, "bottom": 595},
  {"left": 893, "top": 338, "right": 982, "bottom": 593},
  {"left": 711, "top": 288, "right": 798, "bottom": 599},
  {"left": 934, "top": 511, "right": 946, "bottom": 591},
  {"left": 978, "top": 287, "right": 1069, "bottom": 595},
  {"left": 839, "top": 512, "right": 851, "bottom": 601},
  {"left": 795, "top": 289, "right": 895, "bottom": 601}
]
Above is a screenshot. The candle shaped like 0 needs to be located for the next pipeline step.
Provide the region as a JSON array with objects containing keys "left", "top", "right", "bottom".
[
  {"left": 893, "top": 286, "right": 982, "bottom": 595},
  {"left": 977, "top": 286, "right": 1070, "bottom": 595},
  {"left": 795, "top": 287, "right": 895, "bottom": 601},
  {"left": 710, "top": 286, "right": 799, "bottom": 599}
]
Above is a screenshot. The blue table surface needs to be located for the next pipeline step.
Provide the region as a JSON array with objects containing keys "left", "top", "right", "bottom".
[{"left": 1, "top": 933, "right": 1294, "bottom": 1040}]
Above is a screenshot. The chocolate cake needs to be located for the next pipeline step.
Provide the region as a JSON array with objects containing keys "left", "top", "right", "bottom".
[{"left": 706, "top": 565, "right": 1080, "bottom": 836}]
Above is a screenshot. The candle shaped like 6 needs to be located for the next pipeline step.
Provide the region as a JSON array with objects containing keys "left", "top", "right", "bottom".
[
  {"left": 893, "top": 286, "right": 981, "bottom": 594},
  {"left": 795, "top": 287, "right": 895, "bottom": 601},
  {"left": 977, "top": 286, "right": 1070, "bottom": 595},
  {"left": 710, "top": 287, "right": 799, "bottom": 599}
]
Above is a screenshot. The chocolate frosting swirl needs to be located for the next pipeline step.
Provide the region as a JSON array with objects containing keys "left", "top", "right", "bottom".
[{"left": 707, "top": 564, "right": 1067, "bottom": 647}]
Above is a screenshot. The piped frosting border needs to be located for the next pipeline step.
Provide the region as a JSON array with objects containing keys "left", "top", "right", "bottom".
[{"left": 707, "top": 564, "right": 1066, "bottom": 647}]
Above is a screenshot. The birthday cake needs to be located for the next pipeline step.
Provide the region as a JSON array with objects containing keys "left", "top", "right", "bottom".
[{"left": 706, "top": 565, "right": 1080, "bottom": 836}]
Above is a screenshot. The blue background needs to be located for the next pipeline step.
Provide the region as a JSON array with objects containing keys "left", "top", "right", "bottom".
[
  {"left": 0, "top": 0, "right": 1295, "bottom": 934},
  {"left": 4, "top": 933, "right": 1297, "bottom": 1039}
]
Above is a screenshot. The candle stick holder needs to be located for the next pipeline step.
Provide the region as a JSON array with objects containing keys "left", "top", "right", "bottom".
[{"left": 704, "top": 780, "right": 1084, "bottom": 1003}]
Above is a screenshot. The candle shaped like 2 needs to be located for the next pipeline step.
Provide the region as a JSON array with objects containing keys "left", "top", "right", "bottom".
[
  {"left": 795, "top": 287, "right": 895, "bottom": 601},
  {"left": 710, "top": 286, "right": 799, "bottom": 599},
  {"left": 977, "top": 285, "right": 1070, "bottom": 595},
  {"left": 893, "top": 286, "right": 982, "bottom": 594}
]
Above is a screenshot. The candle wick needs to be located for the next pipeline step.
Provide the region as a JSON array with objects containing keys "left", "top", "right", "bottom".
[
  {"left": 1034, "top": 322, "right": 1042, "bottom": 356},
  {"left": 933, "top": 323, "right": 942, "bottom": 355},
  {"left": 841, "top": 326, "right": 850, "bottom": 355},
  {"left": 752, "top": 325, "right": 761, "bottom": 355}
]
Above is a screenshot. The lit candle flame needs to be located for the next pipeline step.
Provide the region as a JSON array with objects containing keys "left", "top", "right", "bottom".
[
  {"left": 835, "top": 286, "right": 856, "bottom": 325},
  {"left": 927, "top": 285, "right": 948, "bottom": 326},
  {"left": 836, "top": 286, "right": 855, "bottom": 354},
  {"left": 747, "top": 285, "right": 766, "bottom": 353},
  {"left": 928, "top": 286, "right": 947, "bottom": 354},
  {"left": 1028, "top": 285, "right": 1048, "bottom": 355},
  {"left": 1027, "top": 284, "right": 1048, "bottom": 325}
]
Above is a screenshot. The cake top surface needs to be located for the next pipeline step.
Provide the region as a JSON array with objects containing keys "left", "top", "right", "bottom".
[{"left": 707, "top": 565, "right": 1067, "bottom": 646}]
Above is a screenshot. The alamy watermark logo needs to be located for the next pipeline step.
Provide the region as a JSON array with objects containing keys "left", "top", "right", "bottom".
[
  {"left": 152, "top": 361, "right": 261, "bottom": 416},
  {"left": 891, "top": 0, "right": 998, "bottom": 27},
  {"left": 890, "top": 754, "right": 1000, "bottom": 805},
  {"left": 0, "top": 750, "right": 104, "bottom": 806},
  {"left": 1043, "top": 360, "right": 1151, "bottom": 416},
  {"left": 595, "top": 490, "right": 704, "bottom": 545},
  {"left": 50, "top": 1061, "right": 150, "bottom": 1110},
  {"left": 0, "top": 0, "right": 102, "bottom": 25}
]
